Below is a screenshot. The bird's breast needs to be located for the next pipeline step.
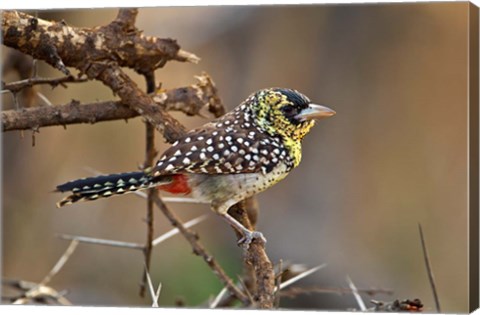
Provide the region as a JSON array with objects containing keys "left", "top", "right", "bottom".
[{"left": 186, "top": 163, "right": 290, "bottom": 203}]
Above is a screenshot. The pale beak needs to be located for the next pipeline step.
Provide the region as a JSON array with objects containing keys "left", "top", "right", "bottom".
[{"left": 295, "top": 104, "right": 336, "bottom": 121}]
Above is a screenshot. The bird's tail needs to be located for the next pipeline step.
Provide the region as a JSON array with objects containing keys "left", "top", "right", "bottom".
[{"left": 55, "top": 171, "right": 171, "bottom": 207}]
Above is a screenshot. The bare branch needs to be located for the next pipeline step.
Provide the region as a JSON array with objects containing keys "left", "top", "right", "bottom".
[
  {"left": 140, "top": 71, "right": 157, "bottom": 297},
  {"left": 228, "top": 199, "right": 275, "bottom": 308},
  {"left": 2, "top": 10, "right": 202, "bottom": 142},
  {"left": 418, "top": 223, "right": 441, "bottom": 312},
  {"left": 39, "top": 240, "right": 79, "bottom": 286},
  {"left": 3, "top": 240, "right": 79, "bottom": 306},
  {"left": 2, "top": 10, "right": 197, "bottom": 75},
  {"left": 1, "top": 75, "right": 88, "bottom": 93},
  {"left": 57, "top": 215, "right": 207, "bottom": 250},
  {"left": 1, "top": 10, "right": 288, "bottom": 310},
  {"left": 151, "top": 193, "right": 249, "bottom": 305},
  {"left": 279, "top": 286, "right": 394, "bottom": 299},
  {"left": 57, "top": 234, "right": 144, "bottom": 250},
  {"left": 237, "top": 275, "right": 255, "bottom": 305},
  {"left": 2, "top": 73, "right": 222, "bottom": 132}
]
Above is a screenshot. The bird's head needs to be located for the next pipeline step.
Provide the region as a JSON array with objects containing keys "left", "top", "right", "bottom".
[{"left": 246, "top": 88, "right": 335, "bottom": 141}]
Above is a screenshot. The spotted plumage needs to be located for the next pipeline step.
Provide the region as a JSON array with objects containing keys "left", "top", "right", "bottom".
[{"left": 56, "top": 88, "right": 335, "bottom": 244}]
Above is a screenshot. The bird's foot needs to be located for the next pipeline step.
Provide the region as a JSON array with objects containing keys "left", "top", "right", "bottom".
[
  {"left": 238, "top": 230, "right": 266, "bottom": 249},
  {"left": 219, "top": 213, "right": 267, "bottom": 249}
]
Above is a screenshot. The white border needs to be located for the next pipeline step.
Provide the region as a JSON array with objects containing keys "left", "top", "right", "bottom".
[{"left": 1, "top": 0, "right": 479, "bottom": 10}]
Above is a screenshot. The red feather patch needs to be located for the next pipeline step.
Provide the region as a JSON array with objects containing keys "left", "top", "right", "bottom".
[{"left": 157, "top": 174, "right": 192, "bottom": 195}]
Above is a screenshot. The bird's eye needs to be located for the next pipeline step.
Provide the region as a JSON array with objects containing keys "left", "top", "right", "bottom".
[{"left": 281, "top": 106, "right": 296, "bottom": 116}]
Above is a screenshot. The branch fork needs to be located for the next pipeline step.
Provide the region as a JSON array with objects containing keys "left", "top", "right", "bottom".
[{"left": 2, "top": 8, "right": 277, "bottom": 309}]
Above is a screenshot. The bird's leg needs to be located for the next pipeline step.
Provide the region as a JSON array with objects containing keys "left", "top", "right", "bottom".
[{"left": 220, "top": 212, "right": 266, "bottom": 248}]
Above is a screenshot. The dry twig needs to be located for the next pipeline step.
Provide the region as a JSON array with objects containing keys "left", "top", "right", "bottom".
[
  {"left": 2, "top": 74, "right": 221, "bottom": 132},
  {"left": 57, "top": 215, "right": 207, "bottom": 250},
  {"left": 2, "top": 9, "right": 280, "bottom": 309},
  {"left": 139, "top": 71, "right": 158, "bottom": 297},
  {"left": 279, "top": 286, "right": 393, "bottom": 299},
  {"left": 228, "top": 198, "right": 275, "bottom": 308},
  {"left": 418, "top": 223, "right": 441, "bottom": 312},
  {"left": 2, "top": 9, "right": 197, "bottom": 142},
  {"left": 58, "top": 234, "right": 144, "bottom": 250},
  {"left": 39, "top": 240, "right": 79, "bottom": 287},
  {"left": 151, "top": 194, "right": 250, "bottom": 305},
  {"left": 2, "top": 240, "right": 79, "bottom": 305},
  {"left": 1, "top": 75, "right": 88, "bottom": 93}
]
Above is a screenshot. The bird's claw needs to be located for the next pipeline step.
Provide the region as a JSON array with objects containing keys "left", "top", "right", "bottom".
[{"left": 238, "top": 230, "right": 266, "bottom": 249}]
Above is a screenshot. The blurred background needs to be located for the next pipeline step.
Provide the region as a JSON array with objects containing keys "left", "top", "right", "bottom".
[{"left": 1, "top": 3, "right": 470, "bottom": 311}]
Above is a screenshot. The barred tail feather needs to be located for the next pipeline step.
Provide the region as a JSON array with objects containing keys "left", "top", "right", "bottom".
[{"left": 55, "top": 171, "right": 170, "bottom": 207}]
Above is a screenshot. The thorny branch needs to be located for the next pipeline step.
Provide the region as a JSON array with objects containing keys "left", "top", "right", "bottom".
[
  {"left": 1, "top": 74, "right": 221, "bottom": 131},
  {"left": 2, "top": 8, "right": 276, "bottom": 309},
  {"left": 2, "top": 10, "right": 198, "bottom": 75},
  {"left": 279, "top": 286, "right": 394, "bottom": 299},
  {"left": 2, "top": 9, "right": 197, "bottom": 143},
  {"left": 57, "top": 215, "right": 207, "bottom": 250},
  {"left": 1, "top": 75, "right": 88, "bottom": 93},
  {"left": 229, "top": 199, "right": 275, "bottom": 308},
  {"left": 152, "top": 194, "right": 250, "bottom": 305},
  {"left": 139, "top": 71, "right": 157, "bottom": 297},
  {"left": 2, "top": 50, "right": 38, "bottom": 108}
]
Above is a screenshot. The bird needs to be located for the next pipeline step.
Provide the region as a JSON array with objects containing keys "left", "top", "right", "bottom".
[{"left": 55, "top": 88, "right": 335, "bottom": 245}]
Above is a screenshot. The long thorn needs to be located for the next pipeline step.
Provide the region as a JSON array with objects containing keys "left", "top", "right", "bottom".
[
  {"left": 278, "top": 263, "right": 327, "bottom": 291},
  {"left": 152, "top": 215, "right": 207, "bottom": 247},
  {"left": 346, "top": 275, "right": 366, "bottom": 311},
  {"left": 57, "top": 234, "right": 144, "bottom": 250},
  {"left": 37, "top": 91, "right": 53, "bottom": 106},
  {"left": 144, "top": 263, "right": 161, "bottom": 307},
  {"left": 57, "top": 215, "right": 206, "bottom": 250},
  {"left": 209, "top": 286, "right": 229, "bottom": 308}
]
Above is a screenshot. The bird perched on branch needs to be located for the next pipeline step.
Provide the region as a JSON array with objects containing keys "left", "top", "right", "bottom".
[{"left": 56, "top": 88, "right": 335, "bottom": 245}]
